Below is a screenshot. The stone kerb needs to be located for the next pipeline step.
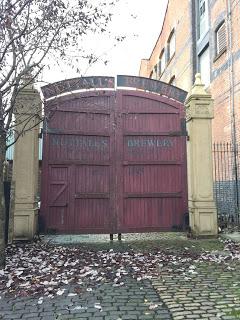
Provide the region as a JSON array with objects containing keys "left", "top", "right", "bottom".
[{"left": 185, "top": 74, "right": 218, "bottom": 237}]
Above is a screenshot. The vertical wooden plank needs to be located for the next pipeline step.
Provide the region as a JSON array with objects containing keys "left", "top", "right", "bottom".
[{"left": 115, "top": 91, "right": 124, "bottom": 233}]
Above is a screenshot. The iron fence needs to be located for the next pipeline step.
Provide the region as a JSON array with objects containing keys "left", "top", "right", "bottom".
[{"left": 213, "top": 142, "right": 240, "bottom": 226}]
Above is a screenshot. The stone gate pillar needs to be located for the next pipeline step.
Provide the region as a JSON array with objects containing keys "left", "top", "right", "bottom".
[
  {"left": 12, "top": 82, "right": 41, "bottom": 240},
  {"left": 185, "top": 74, "right": 218, "bottom": 237}
]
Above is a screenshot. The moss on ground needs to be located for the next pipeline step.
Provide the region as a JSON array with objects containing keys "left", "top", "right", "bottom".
[
  {"left": 70, "top": 236, "right": 225, "bottom": 254},
  {"left": 227, "top": 309, "right": 240, "bottom": 318}
]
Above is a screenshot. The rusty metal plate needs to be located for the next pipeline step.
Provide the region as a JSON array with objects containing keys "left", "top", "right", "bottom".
[
  {"left": 117, "top": 75, "right": 187, "bottom": 103},
  {"left": 41, "top": 76, "right": 115, "bottom": 99}
]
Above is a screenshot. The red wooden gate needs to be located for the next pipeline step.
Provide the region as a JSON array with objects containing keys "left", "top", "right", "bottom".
[{"left": 40, "top": 76, "right": 188, "bottom": 233}]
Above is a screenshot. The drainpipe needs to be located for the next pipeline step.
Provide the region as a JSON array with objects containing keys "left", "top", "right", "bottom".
[
  {"left": 226, "top": 0, "right": 239, "bottom": 222},
  {"left": 191, "top": 0, "right": 197, "bottom": 84}
]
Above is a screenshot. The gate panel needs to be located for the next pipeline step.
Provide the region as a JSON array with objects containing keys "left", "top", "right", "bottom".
[
  {"left": 47, "top": 166, "right": 69, "bottom": 232},
  {"left": 123, "top": 166, "right": 182, "bottom": 193},
  {"left": 116, "top": 91, "right": 187, "bottom": 232},
  {"left": 122, "top": 198, "right": 181, "bottom": 229},
  {"left": 74, "top": 165, "right": 111, "bottom": 231},
  {"left": 49, "top": 135, "right": 110, "bottom": 162},
  {"left": 41, "top": 88, "right": 187, "bottom": 233},
  {"left": 49, "top": 110, "right": 110, "bottom": 133},
  {"left": 41, "top": 91, "right": 115, "bottom": 233},
  {"left": 124, "top": 113, "right": 179, "bottom": 133},
  {"left": 124, "top": 136, "right": 182, "bottom": 162}
]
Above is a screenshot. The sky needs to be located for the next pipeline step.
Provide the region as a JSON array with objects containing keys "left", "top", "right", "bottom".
[{"left": 43, "top": 0, "right": 168, "bottom": 83}]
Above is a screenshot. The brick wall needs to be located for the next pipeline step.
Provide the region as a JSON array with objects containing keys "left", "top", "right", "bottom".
[
  {"left": 140, "top": 0, "right": 240, "bottom": 144},
  {"left": 210, "top": 0, "right": 240, "bottom": 142},
  {"left": 139, "top": 0, "right": 193, "bottom": 92}
]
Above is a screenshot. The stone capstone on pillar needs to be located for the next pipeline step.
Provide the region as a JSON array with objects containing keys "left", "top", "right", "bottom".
[{"left": 185, "top": 73, "right": 218, "bottom": 237}]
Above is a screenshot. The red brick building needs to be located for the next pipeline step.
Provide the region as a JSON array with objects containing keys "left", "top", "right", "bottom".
[{"left": 139, "top": 0, "right": 240, "bottom": 144}]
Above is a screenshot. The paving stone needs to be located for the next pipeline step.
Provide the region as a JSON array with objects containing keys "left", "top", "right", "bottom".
[
  {"left": 22, "top": 313, "right": 40, "bottom": 318},
  {"left": 0, "top": 277, "right": 171, "bottom": 320},
  {"left": 3, "top": 315, "right": 22, "bottom": 319},
  {"left": 121, "top": 315, "right": 137, "bottom": 319},
  {"left": 39, "top": 316, "right": 57, "bottom": 320},
  {"left": 1, "top": 234, "right": 240, "bottom": 320},
  {"left": 155, "top": 315, "right": 172, "bottom": 320}
]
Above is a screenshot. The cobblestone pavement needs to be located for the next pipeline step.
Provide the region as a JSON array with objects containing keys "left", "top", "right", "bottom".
[
  {"left": 44, "top": 232, "right": 186, "bottom": 245},
  {"left": 152, "top": 262, "right": 240, "bottom": 320},
  {"left": 1, "top": 234, "right": 240, "bottom": 320},
  {"left": 222, "top": 232, "right": 240, "bottom": 243},
  {"left": 0, "top": 278, "right": 171, "bottom": 320}
]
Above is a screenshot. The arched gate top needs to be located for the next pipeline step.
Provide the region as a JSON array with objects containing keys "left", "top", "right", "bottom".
[
  {"left": 117, "top": 75, "right": 187, "bottom": 103},
  {"left": 41, "top": 75, "right": 187, "bottom": 104}
]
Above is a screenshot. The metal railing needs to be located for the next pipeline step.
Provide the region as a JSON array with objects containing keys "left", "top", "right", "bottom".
[{"left": 213, "top": 142, "right": 240, "bottom": 226}]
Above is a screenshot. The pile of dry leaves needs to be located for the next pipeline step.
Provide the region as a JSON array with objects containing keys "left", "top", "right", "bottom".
[{"left": 0, "top": 238, "right": 239, "bottom": 298}]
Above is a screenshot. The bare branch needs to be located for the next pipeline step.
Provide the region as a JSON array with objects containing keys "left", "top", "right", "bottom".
[
  {"left": 7, "top": 116, "right": 42, "bottom": 149},
  {"left": 3, "top": 66, "right": 43, "bottom": 118},
  {"left": 0, "top": 29, "right": 17, "bottom": 89}
]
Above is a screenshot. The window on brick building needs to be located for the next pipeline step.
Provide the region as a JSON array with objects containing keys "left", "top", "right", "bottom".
[
  {"left": 199, "top": 46, "right": 210, "bottom": 87},
  {"left": 154, "top": 64, "right": 158, "bottom": 79},
  {"left": 158, "top": 49, "right": 165, "bottom": 75},
  {"left": 167, "top": 30, "right": 175, "bottom": 62},
  {"left": 169, "top": 76, "right": 176, "bottom": 86},
  {"left": 215, "top": 21, "right": 227, "bottom": 56},
  {"left": 198, "top": 0, "right": 209, "bottom": 39},
  {"left": 150, "top": 65, "right": 158, "bottom": 80}
]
